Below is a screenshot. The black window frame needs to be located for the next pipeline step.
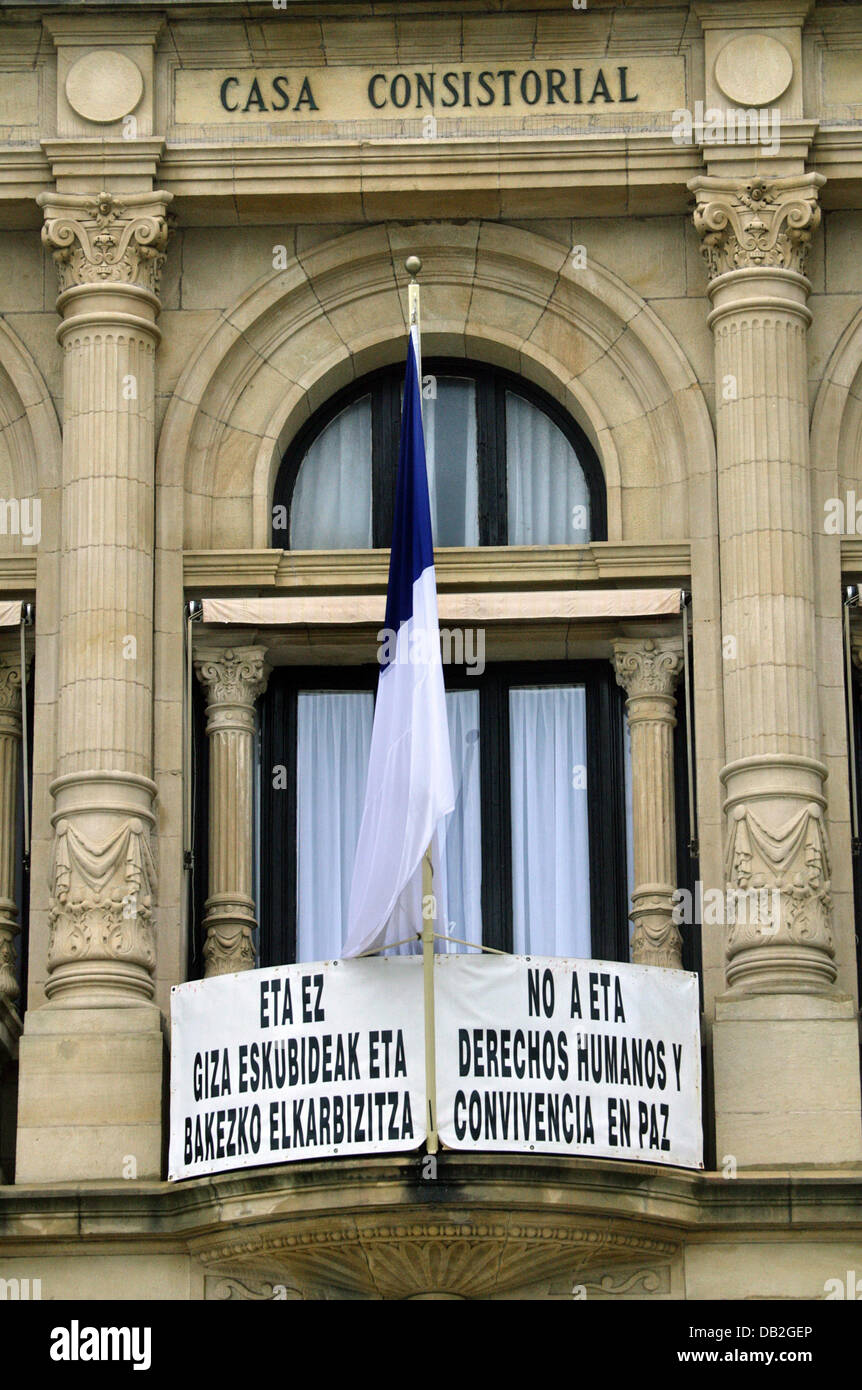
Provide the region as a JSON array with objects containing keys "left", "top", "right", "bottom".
[
  {"left": 253, "top": 659, "right": 629, "bottom": 969},
  {"left": 272, "top": 358, "right": 607, "bottom": 550}
]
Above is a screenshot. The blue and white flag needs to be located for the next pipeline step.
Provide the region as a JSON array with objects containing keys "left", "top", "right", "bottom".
[{"left": 342, "top": 329, "right": 455, "bottom": 959}]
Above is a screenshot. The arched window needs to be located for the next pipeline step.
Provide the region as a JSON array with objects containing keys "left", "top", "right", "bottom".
[{"left": 272, "top": 361, "right": 606, "bottom": 549}]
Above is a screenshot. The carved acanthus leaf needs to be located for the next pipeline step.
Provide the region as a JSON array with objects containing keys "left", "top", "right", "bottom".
[
  {"left": 612, "top": 638, "right": 684, "bottom": 699},
  {"left": 38, "top": 190, "right": 173, "bottom": 296},
  {"left": 194, "top": 646, "right": 271, "bottom": 708},
  {"left": 689, "top": 174, "right": 824, "bottom": 279}
]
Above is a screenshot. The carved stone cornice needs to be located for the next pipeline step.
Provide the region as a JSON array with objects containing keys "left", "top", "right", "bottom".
[
  {"left": 197, "top": 1215, "right": 678, "bottom": 1300},
  {"left": 612, "top": 637, "right": 684, "bottom": 703},
  {"left": 37, "top": 189, "right": 173, "bottom": 297},
  {"left": 689, "top": 173, "right": 824, "bottom": 280}
]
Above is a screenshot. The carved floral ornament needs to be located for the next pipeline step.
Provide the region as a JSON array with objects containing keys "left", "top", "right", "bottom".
[
  {"left": 194, "top": 647, "right": 271, "bottom": 707},
  {"left": 689, "top": 174, "right": 824, "bottom": 280},
  {"left": 612, "top": 637, "right": 684, "bottom": 700},
  {"left": 37, "top": 189, "right": 173, "bottom": 296},
  {"left": 0, "top": 652, "right": 24, "bottom": 713}
]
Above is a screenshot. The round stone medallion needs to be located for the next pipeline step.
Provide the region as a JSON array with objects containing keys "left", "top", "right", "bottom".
[
  {"left": 714, "top": 34, "right": 794, "bottom": 108},
  {"left": 65, "top": 50, "right": 144, "bottom": 124}
]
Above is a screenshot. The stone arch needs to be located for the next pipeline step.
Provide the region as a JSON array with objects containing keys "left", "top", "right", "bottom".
[
  {"left": 157, "top": 222, "right": 715, "bottom": 550},
  {"left": 811, "top": 304, "right": 862, "bottom": 500},
  {"left": 0, "top": 318, "right": 61, "bottom": 555}
]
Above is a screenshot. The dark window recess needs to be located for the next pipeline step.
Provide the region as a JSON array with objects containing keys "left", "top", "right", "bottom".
[
  {"left": 188, "top": 676, "right": 210, "bottom": 982},
  {"left": 852, "top": 681, "right": 862, "bottom": 1004},
  {"left": 249, "top": 661, "right": 629, "bottom": 968},
  {"left": 13, "top": 672, "right": 34, "bottom": 1010},
  {"left": 674, "top": 690, "right": 702, "bottom": 995},
  {"left": 271, "top": 359, "right": 607, "bottom": 550}
]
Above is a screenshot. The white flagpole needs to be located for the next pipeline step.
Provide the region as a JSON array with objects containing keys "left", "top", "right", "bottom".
[{"left": 406, "top": 254, "right": 438, "bottom": 1153}]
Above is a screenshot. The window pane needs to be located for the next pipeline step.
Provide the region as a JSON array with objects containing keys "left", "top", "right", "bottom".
[
  {"left": 506, "top": 391, "right": 591, "bottom": 545},
  {"left": 296, "top": 691, "right": 373, "bottom": 961},
  {"left": 290, "top": 397, "right": 372, "bottom": 549},
  {"left": 382, "top": 687, "right": 482, "bottom": 956},
  {"left": 435, "top": 690, "right": 482, "bottom": 950},
  {"left": 509, "top": 686, "right": 590, "bottom": 957},
  {"left": 624, "top": 712, "right": 634, "bottom": 960},
  {"left": 425, "top": 378, "right": 478, "bottom": 547}
]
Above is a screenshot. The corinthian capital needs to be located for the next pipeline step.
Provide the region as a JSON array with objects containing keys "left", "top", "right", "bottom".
[
  {"left": 0, "top": 651, "right": 25, "bottom": 715},
  {"left": 37, "top": 189, "right": 173, "bottom": 296},
  {"left": 612, "top": 637, "right": 684, "bottom": 701},
  {"left": 194, "top": 646, "right": 271, "bottom": 709},
  {"left": 689, "top": 174, "right": 824, "bottom": 280}
]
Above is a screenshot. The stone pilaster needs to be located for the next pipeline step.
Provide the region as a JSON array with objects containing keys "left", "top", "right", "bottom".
[
  {"left": 0, "top": 651, "right": 29, "bottom": 1009},
  {"left": 690, "top": 172, "right": 862, "bottom": 1165},
  {"left": 15, "top": 190, "right": 171, "bottom": 1183},
  {"left": 194, "top": 646, "right": 270, "bottom": 977},
  {"left": 612, "top": 637, "right": 684, "bottom": 970}
]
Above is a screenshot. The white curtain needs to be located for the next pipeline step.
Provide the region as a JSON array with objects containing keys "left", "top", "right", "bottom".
[
  {"left": 296, "top": 691, "right": 373, "bottom": 961},
  {"left": 381, "top": 688, "right": 483, "bottom": 955},
  {"left": 510, "top": 686, "right": 591, "bottom": 958},
  {"left": 434, "top": 690, "right": 483, "bottom": 950},
  {"left": 295, "top": 688, "right": 482, "bottom": 961},
  {"left": 290, "top": 397, "right": 373, "bottom": 550},
  {"left": 506, "top": 391, "right": 591, "bottom": 545},
  {"left": 424, "top": 379, "right": 479, "bottom": 547}
]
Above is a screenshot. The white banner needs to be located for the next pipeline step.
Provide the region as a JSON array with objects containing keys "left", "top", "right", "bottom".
[
  {"left": 169, "top": 953, "right": 703, "bottom": 1180},
  {"left": 435, "top": 955, "right": 702, "bottom": 1169},
  {"left": 168, "top": 958, "right": 425, "bottom": 1181}
]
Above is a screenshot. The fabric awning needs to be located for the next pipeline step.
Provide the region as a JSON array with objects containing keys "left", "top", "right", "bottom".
[
  {"left": 198, "top": 589, "right": 683, "bottom": 625},
  {"left": 0, "top": 602, "right": 24, "bottom": 627}
]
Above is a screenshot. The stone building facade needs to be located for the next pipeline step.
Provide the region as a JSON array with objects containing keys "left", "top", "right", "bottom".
[{"left": 0, "top": 0, "right": 861, "bottom": 1300}]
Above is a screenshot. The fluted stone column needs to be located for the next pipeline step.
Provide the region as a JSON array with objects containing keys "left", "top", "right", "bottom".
[
  {"left": 690, "top": 173, "right": 862, "bottom": 1164},
  {"left": 16, "top": 190, "right": 172, "bottom": 1183},
  {"left": 195, "top": 646, "right": 270, "bottom": 976},
  {"left": 612, "top": 638, "right": 684, "bottom": 969},
  {"left": 37, "top": 190, "right": 170, "bottom": 1006},
  {"left": 0, "top": 650, "right": 29, "bottom": 1009}
]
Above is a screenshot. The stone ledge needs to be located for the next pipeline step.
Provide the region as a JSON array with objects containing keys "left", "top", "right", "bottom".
[
  {"left": 3, "top": 1152, "right": 862, "bottom": 1239},
  {"left": 2, "top": 1155, "right": 862, "bottom": 1297},
  {"left": 184, "top": 542, "right": 693, "bottom": 595}
]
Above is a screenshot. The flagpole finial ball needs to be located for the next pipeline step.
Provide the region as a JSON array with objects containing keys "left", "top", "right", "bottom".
[{"left": 405, "top": 255, "right": 422, "bottom": 279}]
